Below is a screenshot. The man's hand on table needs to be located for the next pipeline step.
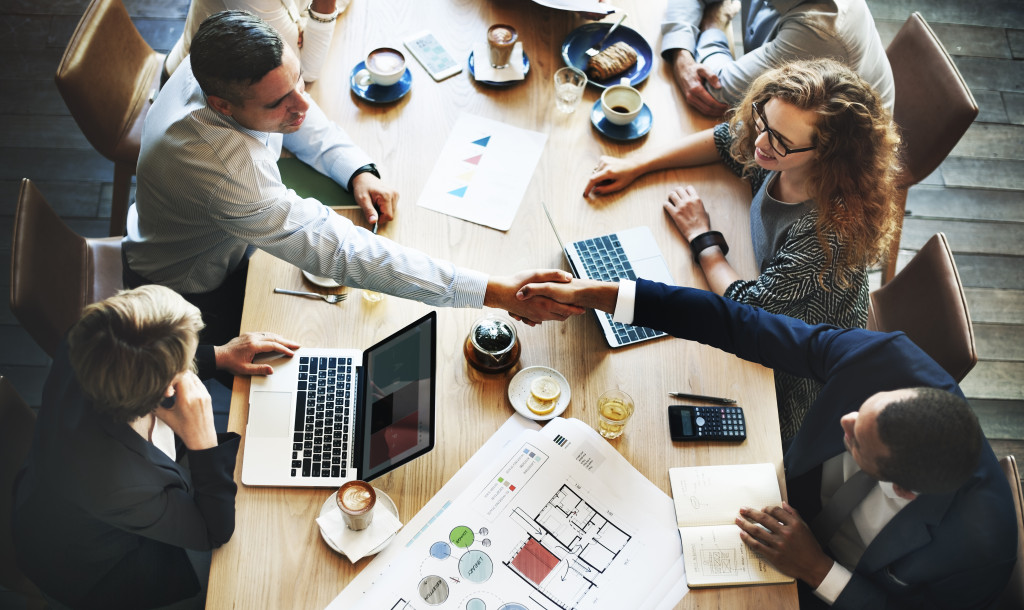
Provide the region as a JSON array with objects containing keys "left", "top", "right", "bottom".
[
  {"left": 351, "top": 172, "right": 398, "bottom": 226},
  {"left": 214, "top": 332, "right": 302, "bottom": 376},
  {"left": 735, "top": 502, "right": 834, "bottom": 588},
  {"left": 668, "top": 50, "right": 729, "bottom": 117},
  {"left": 485, "top": 270, "right": 585, "bottom": 326},
  {"left": 517, "top": 278, "right": 620, "bottom": 315}
]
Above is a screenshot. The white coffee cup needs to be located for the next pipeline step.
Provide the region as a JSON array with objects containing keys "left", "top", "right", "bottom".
[
  {"left": 358, "top": 47, "right": 406, "bottom": 87},
  {"left": 600, "top": 77, "right": 643, "bottom": 126}
]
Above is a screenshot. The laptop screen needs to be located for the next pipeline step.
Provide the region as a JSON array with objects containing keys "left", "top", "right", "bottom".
[{"left": 355, "top": 311, "right": 437, "bottom": 481}]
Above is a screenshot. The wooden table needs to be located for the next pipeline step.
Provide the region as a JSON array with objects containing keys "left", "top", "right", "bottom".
[{"left": 208, "top": 1, "right": 796, "bottom": 607}]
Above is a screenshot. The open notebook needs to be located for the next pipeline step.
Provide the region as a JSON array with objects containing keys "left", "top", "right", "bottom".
[
  {"left": 277, "top": 157, "right": 357, "bottom": 209},
  {"left": 669, "top": 463, "right": 795, "bottom": 587}
]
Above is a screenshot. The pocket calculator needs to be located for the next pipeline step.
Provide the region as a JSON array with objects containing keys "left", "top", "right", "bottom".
[
  {"left": 668, "top": 405, "right": 746, "bottom": 442},
  {"left": 403, "top": 31, "right": 461, "bottom": 81}
]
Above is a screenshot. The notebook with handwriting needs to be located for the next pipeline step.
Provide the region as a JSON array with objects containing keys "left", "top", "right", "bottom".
[{"left": 669, "top": 463, "right": 795, "bottom": 587}]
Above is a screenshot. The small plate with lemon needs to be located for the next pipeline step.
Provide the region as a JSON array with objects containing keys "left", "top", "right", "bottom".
[{"left": 507, "top": 366, "right": 571, "bottom": 421}]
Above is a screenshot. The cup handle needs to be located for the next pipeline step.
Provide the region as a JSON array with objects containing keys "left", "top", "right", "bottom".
[{"left": 355, "top": 69, "right": 372, "bottom": 87}]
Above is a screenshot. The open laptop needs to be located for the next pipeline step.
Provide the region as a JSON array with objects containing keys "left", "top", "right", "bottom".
[
  {"left": 242, "top": 312, "right": 437, "bottom": 487},
  {"left": 542, "top": 203, "right": 675, "bottom": 348}
]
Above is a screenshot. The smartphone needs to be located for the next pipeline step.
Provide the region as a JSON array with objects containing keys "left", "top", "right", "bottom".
[
  {"left": 403, "top": 31, "right": 462, "bottom": 81},
  {"left": 668, "top": 405, "right": 746, "bottom": 442}
]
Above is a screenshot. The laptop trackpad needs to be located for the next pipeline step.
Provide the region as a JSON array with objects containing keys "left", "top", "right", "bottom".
[{"left": 248, "top": 392, "right": 292, "bottom": 439}]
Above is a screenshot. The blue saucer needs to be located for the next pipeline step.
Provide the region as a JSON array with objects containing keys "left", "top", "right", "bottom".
[
  {"left": 562, "top": 23, "right": 653, "bottom": 89},
  {"left": 590, "top": 100, "right": 652, "bottom": 141},
  {"left": 349, "top": 61, "right": 412, "bottom": 103},
  {"left": 467, "top": 50, "right": 530, "bottom": 87}
]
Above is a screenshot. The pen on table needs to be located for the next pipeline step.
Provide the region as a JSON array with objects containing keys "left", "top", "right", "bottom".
[{"left": 668, "top": 392, "right": 737, "bottom": 405}]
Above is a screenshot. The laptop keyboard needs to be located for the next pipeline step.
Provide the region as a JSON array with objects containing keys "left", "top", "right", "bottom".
[
  {"left": 574, "top": 234, "right": 666, "bottom": 346},
  {"left": 291, "top": 356, "right": 352, "bottom": 478}
]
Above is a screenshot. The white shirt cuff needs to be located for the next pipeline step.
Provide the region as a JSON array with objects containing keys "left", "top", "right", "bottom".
[
  {"left": 611, "top": 280, "right": 636, "bottom": 325},
  {"left": 814, "top": 560, "right": 852, "bottom": 605}
]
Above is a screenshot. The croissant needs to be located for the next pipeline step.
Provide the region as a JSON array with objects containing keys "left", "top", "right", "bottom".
[{"left": 586, "top": 41, "right": 638, "bottom": 80}]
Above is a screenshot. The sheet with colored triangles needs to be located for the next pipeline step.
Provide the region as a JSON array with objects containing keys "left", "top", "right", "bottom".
[{"left": 416, "top": 113, "right": 547, "bottom": 231}]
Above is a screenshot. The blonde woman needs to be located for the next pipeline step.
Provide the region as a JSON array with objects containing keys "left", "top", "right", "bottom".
[{"left": 586, "top": 59, "right": 901, "bottom": 439}]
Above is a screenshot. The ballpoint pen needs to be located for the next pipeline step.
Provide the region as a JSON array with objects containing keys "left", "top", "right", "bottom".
[{"left": 668, "top": 392, "right": 736, "bottom": 405}]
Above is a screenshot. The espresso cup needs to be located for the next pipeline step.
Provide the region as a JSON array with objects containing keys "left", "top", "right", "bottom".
[
  {"left": 600, "top": 78, "right": 643, "bottom": 126},
  {"left": 337, "top": 480, "right": 376, "bottom": 531},
  {"left": 486, "top": 24, "right": 518, "bottom": 69},
  {"left": 360, "top": 47, "right": 406, "bottom": 87}
]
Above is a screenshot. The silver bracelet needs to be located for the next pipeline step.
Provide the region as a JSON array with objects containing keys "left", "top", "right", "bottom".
[{"left": 305, "top": 2, "right": 339, "bottom": 23}]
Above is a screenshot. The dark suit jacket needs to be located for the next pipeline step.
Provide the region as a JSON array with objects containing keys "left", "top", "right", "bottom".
[
  {"left": 632, "top": 279, "right": 1017, "bottom": 609},
  {"left": 12, "top": 341, "right": 240, "bottom": 609}
]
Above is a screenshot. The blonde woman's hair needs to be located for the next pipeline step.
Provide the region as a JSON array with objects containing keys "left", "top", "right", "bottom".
[
  {"left": 68, "top": 285, "right": 204, "bottom": 422},
  {"left": 728, "top": 58, "right": 902, "bottom": 287}
]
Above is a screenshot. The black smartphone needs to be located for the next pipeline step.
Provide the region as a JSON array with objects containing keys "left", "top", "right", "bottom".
[
  {"left": 159, "top": 396, "right": 175, "bottom": 409},
  {"left": 668, "top": 404, "right": 746, "bottom": 442}
]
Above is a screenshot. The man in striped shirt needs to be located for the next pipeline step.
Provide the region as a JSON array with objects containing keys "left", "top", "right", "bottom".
[{"left": 123, "top": 11, "right": 580, "bottom": 347}]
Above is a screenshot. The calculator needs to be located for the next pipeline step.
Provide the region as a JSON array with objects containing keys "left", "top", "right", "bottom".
[
  {"left": 403, "top": 31, "right": 461, "bottom": 81},
  {"left": 668, "top": 405, "right": 746, "bottom": 442}
]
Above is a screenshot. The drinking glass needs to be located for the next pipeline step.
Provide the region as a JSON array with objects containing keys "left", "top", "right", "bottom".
[{"left": 554, "top": 67, "right": 587, "bottom": 114}]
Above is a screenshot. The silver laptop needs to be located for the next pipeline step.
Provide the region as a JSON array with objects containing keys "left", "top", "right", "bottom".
[
  {"left": 242, "top": 312, "right": 437, "bottom": 487},
  {"left": 542, "top": 203, "right": 675, "bottom": 348}
]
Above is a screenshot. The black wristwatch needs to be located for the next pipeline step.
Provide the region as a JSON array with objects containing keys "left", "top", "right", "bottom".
[
  {"left": 347, "top": 163, "right": 380, "bottom": 191},
  {"left": 689, "top": 231, "right": 729, "bottom": 261}
]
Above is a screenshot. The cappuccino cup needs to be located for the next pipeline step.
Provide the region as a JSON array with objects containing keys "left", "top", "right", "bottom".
[
  {"left": 486, "top": 24, "right": 518, "bottom": 69},
  {"left": 359, "top": 47, "right": 406, "bottom": 87},
  {"left": 337, "top": 480, "right": 376, "bottom": 531},
  {"left": 600, "top": 77, "right": 643, "bottom": 126}
]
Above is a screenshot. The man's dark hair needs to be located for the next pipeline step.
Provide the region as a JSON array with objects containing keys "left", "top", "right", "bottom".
[
  {"left": 875, "top": 387, "right": 982, "bottom": 495},
  {"left": 191, "top": 10, "right": 284, "bottom": 104}
]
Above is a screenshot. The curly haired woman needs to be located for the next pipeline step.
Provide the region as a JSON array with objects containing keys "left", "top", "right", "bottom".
[{"left": 585, "top": 59, "right": 901, "bottom": 439}]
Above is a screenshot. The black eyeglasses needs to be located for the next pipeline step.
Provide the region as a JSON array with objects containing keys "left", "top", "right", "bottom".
[{"left": 751, "top": 101, "right": 816, "bottom": 157}]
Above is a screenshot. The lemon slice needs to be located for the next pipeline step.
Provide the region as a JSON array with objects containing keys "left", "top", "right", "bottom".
[
  {"left": 530, "top": 376, "right": 561, "bottom": 402},
  {"left": 526, "top": 394, "right": 557, "bottom": 416}
]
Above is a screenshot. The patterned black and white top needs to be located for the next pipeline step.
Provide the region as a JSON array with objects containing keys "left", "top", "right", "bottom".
[
  {"left": 713, "top": 123, "right": 869, "bottom": 440},
  {"left": 125, "top": 57, "right": 488, "bottom": 307}
]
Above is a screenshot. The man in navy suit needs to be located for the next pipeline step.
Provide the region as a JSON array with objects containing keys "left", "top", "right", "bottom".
[{"left": 517, "top": 277, "right": 1017, "bottom": 608}]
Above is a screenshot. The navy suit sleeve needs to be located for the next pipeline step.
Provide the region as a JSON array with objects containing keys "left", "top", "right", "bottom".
[{"left": 195, "top": 343, "right": 217, "bottom": 380}]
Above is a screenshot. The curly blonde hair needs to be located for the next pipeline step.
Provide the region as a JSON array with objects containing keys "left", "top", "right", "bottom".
[{"left": 728, "top": 59, "right": 902, "bottom": 287}]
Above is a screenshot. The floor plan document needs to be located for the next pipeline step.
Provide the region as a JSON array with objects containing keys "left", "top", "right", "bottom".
[{"left": 331, "top": 417, "right": 687, "bottom": 609}]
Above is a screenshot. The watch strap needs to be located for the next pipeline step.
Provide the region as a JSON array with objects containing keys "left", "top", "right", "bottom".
[{"left": 689, "top": 230, "right": 729, "bottom": 260}]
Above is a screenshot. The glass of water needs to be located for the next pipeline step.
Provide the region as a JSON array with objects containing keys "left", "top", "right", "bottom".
[{"left": 553, "top": 67, "right": 587, "bottom": 114}]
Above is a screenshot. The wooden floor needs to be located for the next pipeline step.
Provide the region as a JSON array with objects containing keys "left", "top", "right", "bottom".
[{"left": 0, "top": 3, "right": 1022, "bottom": 442}]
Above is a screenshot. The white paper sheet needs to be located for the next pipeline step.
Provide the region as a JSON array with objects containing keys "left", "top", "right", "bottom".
[
  {"left": 416, "top": 113, "right": 547, "bottom": 231},
  {"left": 329, "top": 417, "right": 686, "bottom": 609},
  {"left": 531, "top": 0, "right": 617, "bottom": 14}
]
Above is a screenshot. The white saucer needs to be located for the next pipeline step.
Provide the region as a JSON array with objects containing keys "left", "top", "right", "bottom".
[
  {"left": 319, "top": 487, "right": 399, "bottom": 556},
  {"left": 507, "top": 366, "right": 571, "bottom": 421},
  {"left": 302, "top": 269, "right": 340, "bottom": 288}
]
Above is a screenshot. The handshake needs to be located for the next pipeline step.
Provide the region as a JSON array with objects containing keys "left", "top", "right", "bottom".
[{"left": 485, "top": 271, "right": 620, "bottom": 326}]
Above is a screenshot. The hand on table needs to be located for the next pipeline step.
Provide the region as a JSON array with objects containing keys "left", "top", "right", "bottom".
[
  {"left": 156, "top": 371, "right": 217, "bottom": 451},
  {"left": 351, "top": 172, "right": 398, "bottom": 226},
  {"left": 214, "top": 332, "right": 301, "bottom": 376},
  {"left": 735, "top": 502, "right": 834, "bottom": 588},
  {"left": 669, "top": 50, "right": 729, "bottom": 117},
  {"left": 664, "top": 185, "right": 713, "bottom": 243},
  {"left": 585, "top": 155, "right": 643, "bottom": 197},
  {"left": 485, "top": 270, "right": 585, "bottom": 326}
]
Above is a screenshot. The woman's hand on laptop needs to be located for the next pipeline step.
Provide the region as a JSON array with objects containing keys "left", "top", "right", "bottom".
[
  {"left": 215, "top": 332, "right": 302, "bottom": 376},
  {"left": 485, "top": 270, "right": 584, "bottom": 326}
]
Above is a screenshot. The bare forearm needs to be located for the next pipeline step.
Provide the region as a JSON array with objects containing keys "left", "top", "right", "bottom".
[
  {"left": 635, "top": 129, "right": 720, "bottom": 176},
  {"left": 695, "top": 248, "right": 740, "bottom": 295}
]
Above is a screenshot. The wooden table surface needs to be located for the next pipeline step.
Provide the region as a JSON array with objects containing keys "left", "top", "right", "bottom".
[{"left": 207, "top": 1, "right": 796, "bottom": 607}]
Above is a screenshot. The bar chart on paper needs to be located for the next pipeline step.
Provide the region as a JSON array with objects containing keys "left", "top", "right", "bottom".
[{"left": 416, "top": 113, "right": 547, "bottom": 231}]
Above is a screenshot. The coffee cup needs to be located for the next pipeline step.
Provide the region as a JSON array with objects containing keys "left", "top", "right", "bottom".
[
  {"left": 600, "top": 77, "right": 643, "bottom": 126},
  {"left": 337, "top": 480, "right": 376, "bottom": 531},
  {"left": 358, "top": 47, "right": 406, "bottom": 87},
  {"left": 486, "top": 24, "right": 518, "bottom": 69}
]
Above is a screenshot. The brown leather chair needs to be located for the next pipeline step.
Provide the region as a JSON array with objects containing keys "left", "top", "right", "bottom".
[
  {"left": 994, "top": 456, "right": 1024, "bottom": 609},
  {"left": 10, "top": 179, "right": 124, "bottom": 357},
  {"left": 55, "top": 0, "right": 165, "bottom": 237},
  {"left": 883, "top": 12, "right": 978, "bottom": 283},
  {"left": 0, "top": 376, "right": 45, "bottom": 609},
  {"left": 867, "top": 233, "right": 976, "bottom": 382}
]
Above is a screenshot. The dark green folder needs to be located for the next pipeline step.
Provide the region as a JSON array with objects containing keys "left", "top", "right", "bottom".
[{"left": 277, "top": 156, "right": 357, "bottom": 209}]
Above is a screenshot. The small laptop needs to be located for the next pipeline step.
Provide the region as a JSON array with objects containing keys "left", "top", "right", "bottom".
[
  {"left": 542, "top": 203, "right": 675, "bottom": 348},
  {"left": 242, "top": 312, "right": 437, "bottom": 487}
]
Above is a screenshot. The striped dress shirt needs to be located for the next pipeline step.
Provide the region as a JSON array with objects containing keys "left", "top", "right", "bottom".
[{"left": 124, "top": 57, "right": 487, "bottom": 308}]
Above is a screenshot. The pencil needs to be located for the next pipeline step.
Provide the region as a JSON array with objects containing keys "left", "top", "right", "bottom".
[{"left": 668, "top": 392, "right": 737, "bottom": 405}]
